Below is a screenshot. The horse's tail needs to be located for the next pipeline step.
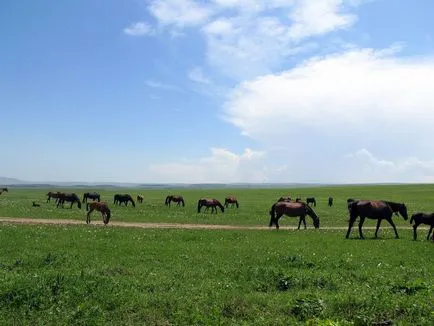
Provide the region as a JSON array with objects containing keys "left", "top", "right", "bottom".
[
  {"left": 197, "top": 199, "right": 202, "bottom": 213},
  {"left": 305, "top": 204, "right": 320, "bottom": 228},
  {"left": 269, "top": 203, "right": 276, "bottom": 227}
]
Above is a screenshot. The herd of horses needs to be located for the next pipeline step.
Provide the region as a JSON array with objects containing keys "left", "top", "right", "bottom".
[{"left": 1, "top": 189, "right": 433, "bottom": 241}]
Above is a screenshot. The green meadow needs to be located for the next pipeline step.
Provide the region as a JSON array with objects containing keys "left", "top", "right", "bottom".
[{"left": 0, "top": 185, "right": 433, "bottom": 325}]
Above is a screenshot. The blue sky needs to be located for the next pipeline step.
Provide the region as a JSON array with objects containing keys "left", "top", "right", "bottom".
[{"left": 1, "top": 0, "right": 434, "bottom": 183}]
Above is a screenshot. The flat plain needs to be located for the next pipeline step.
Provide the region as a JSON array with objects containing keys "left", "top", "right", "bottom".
[{"left": 0, "top": 185, "right": 433, "bottom": 325}]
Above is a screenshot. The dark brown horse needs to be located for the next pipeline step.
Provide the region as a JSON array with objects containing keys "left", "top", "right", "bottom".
[
  {"left": 410, "top": 213, "right": 434, "bottom": 240},
  {"left": 57, "top": 193, "right": 82, "bottom": 209},
  {"left": 46, "top": 191, "right": 63, "bottom": 203},
  {"left": 82, "top": 192, "right": 101, "bottom": 203},
  {"left": 165, "top": 195, "right": 185, "bottom": 207},
  {"left": 306, "top": 197, "right": 316, "bottom": 207},
  {"left": 86, "top": 202, "right": 111, "bottom": 225},
  {"left": 269, "top": 201, "right": 320, "bottom": 230},
  {"left": 137, "top": 195, "right": 144, "bottom": 203},
  {"left": 346, "top": 200, "right": 408, "bottom": 239},
  {"left": 0, "top": 187, "right": 8, "bottom": 195},
  {"left": 197, "top": 198, "right": 224, "bottom": 213},
  {"left": 114, "top": 194, "right": 135, "bottom": 207},
  {"left": 224, "top": 196, "right": 239, "bottom": 208},
  {"left": 328, "top": 197, "right": 333, "bottom": 207}
]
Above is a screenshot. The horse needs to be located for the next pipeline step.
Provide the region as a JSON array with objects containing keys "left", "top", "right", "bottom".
[
  {"left": 46, "top": 191, "right": 63, "bottom": 203},
  {"left": 328, "top": 197, "right": 333, "bottom": 207},
  {"left": 0, "top": 187, "right": 8, "bottom": 195},
  {"left": 57, "top": 193, "right": 82, "bottom": 209},
  {"left": 197, "top": 198, "right": 224, "bottom": 214},
  {"left": 346, "top": 200, "right": 408, "bottom": 239},
  {"left": 137, "top": 195, "right": 144, "bottom": 203},
  {"left": 269, "top": 201, "right": 320, "bottom": 230},
  {"left": 409, "top": 213, "right": 434, "bottom": 240},
  {"left": 224, "top": 196, "right": 239, "bottom": 208},
  {"left": 82, "top": 192, "right": 101, "bottom": 203},
  {"left": 86, "top": 202, "right": 111, "bottom": 225},
  {"left": 32, "top": 201, "right": 40, "bottom": 207},
  {"left": 165, "top": 195, "right": 185, "bottom": 207},
  {"left": 114, "top": 194, "right": 135, "bottom": 207},
  {"left": 306, "top": 197, "right": 316, "bottom": 207}
]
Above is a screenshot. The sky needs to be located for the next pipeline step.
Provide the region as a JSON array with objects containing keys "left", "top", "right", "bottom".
[{"left": 1, "top": 0, "right": 434, "bottom": 184}]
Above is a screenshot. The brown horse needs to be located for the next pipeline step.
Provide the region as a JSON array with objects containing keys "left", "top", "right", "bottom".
[
  {"left": 346, "top": 200, "right": 408, "bottom": 239},
  {"left": 165, "top": 195, "right": 185, "bottom": 207},
  {"left": 197, "top": 198, "right": 224, "bottom": 213},
  {"left": 86, "top": 202, "right": 111, "bottom": 225},
  {"left": 410, "top": 213, "right": 434, "bottom": 240},
  {"left": 0, "top": 187, "right": 8, "bottom": 195},
  {"left": 137, "top": 195, "right": 144, "bottom": 203},
  {"left": 82, "top": 192, "right": 101, "bottom": 203},
  {"left": 46, "top": 191, "right": 63, "bottom": 203},
  {"left": 269, "top": 201, "right": 320, "bottom": 230},
  {"left": 57, "top": 193, "right": 82, "bottom": 209},
  {"left": 224, "top": 196, "right": 239, "bottom": 208}
]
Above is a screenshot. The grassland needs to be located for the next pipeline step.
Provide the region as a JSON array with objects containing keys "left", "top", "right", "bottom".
[{"left": 0, "top": 185, "right": 433, "bottom": 325}]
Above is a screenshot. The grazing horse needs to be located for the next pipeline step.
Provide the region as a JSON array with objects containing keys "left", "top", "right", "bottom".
[
  {"left": 86, "top": 202, "right": 111, "bottom": 225},
  {"left": 57, "top": 193, "right": 82, "bottom": 209},
  {"left": 346, "top": 200, "right": 408, "bottom": 239},
  {"left": 197, "top": 198, "right": 224, "bottom": 214},
  {"left": 410, "top": 213, "right": 434, "bottom": 240},
  {"left": 165, "top": 195, "right": 185, "bottom": 207},
  {"left": 46, "top": 191, "right": 63, "bottom": 203},
  {"left": 269, "top": 201, "right": 320, "bottom": 230},
  {"left": 0, "top": 187, "right": 8, "bottom": 195},
  {"left": 114, "top": 194, "right": 135, "bottom": 207},
  {"left": 328, "top": 197, "right": 333, "bottom": 207},
  {"left": 306, "top": 197, "right": 316, "bottom": 207},
  {"left": 32, "top": 201, "right": 40, "bottom": 207},
  {"left": 82, "top": 192, "right": 101, "bottom": 203},
  {"left": 137, "top": 195, "right": 144, "bottom": 204},
  {"left": 224, "top": 196, "right": 239, "bottom": 208}
]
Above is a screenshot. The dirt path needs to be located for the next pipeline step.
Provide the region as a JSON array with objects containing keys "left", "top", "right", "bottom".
[{"left": 0, "top": 217, "right": 417, "bottom": 231}]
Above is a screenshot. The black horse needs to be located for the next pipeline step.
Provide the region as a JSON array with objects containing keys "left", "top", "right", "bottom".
[
  {"left": 57, "top": 193, "right": 82, "bottom": 209},
  {"left": 328, "top": 197, "right": 333, "bottom": 207},
  {"left": 269, "top": 201, "right": 320, "bottom": 230},
  {"left": 346, "top": 200, "right": 408, "bottom": 239},
  {"left": 410, "top": 213, "right": 434, "bottom": 240},
  {"left": 197, "top": 198, "right": 224, "bottom": 214},
  {"left": 114, "top": 194, "right": 136, "bottom": 207},
  {"left": 82, "top": 192, "right": 101, "bottom": 203},
  {"left": 306, "top": 197, "right": 316, "bottom": 207}
]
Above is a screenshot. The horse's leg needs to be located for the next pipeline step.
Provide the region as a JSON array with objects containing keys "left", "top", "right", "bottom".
[
  {"left": 358, "top": 216, "right": 365, "bottom": 239},
  {"left": 70, "top": 201, "right": 73, "bottom": 209},
  {"left": 426, "top": 225, "right": 433, "bottom": 240},
  {"left": 275, "top": 214, "right": 282, "bottom": 230},
  {"left": 385, "top": 217, "right": 399, "bottom": 238},
  {"left": 413, "top": 222, "right": 419, "bottom": 240},
  {"left": 86, "top": 209, "right": 93, "bottom": 224},
  {"left": 345, "top": 217, "right": 356, "bottom": 239},
  {"left": 374, "top": 219, "right": 382, "bottom": 238}
]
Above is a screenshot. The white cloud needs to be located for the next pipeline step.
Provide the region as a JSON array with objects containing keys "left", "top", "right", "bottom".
[
  {"left": 145, "top": 80, "right": 181, "bottom": 91},
  {"left": 149, "top": 0, "right": 213, "bottom": 27},
  {"left": 124, "top": 22, "right": 154, "bottom": 36},
  {"left": 149, "top": 148, "right": 268, "bottom": 183},
  {"left": 188, "top": 66, "right": 211, "bottom": 84}
]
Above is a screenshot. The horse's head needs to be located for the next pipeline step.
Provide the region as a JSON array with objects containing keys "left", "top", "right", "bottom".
[
  {"left": 103, "top": 209, "right": 111, "bottom": 225},
  {"left": 398, "top": 204, "right": 408, "bottom": 220},
  {"left": 305, "top": 205, "right": 320, "bottom": 228}
]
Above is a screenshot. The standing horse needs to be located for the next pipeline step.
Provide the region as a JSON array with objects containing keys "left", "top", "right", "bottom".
[
  {"left": 224, "top": 196, "right": 239, "bottom": 208},
  {"left": 86, "top": 202, "right": 111, "bottom": 225},
  {"left": 57, "top": 193, "right": 82, "bottom": 209},
  {"left": 165, "top": 195, "right": 185, "bottom": 207},
  {"left": 197, "top": 198, "right": 224, "bottom": 214},
  {"left": 137, "top": 195, "right": 144, "bottom": 204},
  {"left": 114, "top": 194, "right": 135, "bottom": 207},
  {"left": 306, "top": 197, "right": 316, "bottom": 207},
  {"left": 269, "top": 201, "right": 320, "bottom": 230},
  {"left": 82, "top": 192, "right": 101, "bottom": 203},
  {"left": 0, "top": 187, "right": 8, "bottom": 195},
  {"left": 328, "top": 197, "right": 333, "bottom": 207},
  {"left": 410, "top": 213, "right": 434, "bottom": 240},
  {"left": 46, "top": 191, "right": 62, "bottom": 203},
  {"left": 346, "top": 200, "right": 408, "bottom": 239}
]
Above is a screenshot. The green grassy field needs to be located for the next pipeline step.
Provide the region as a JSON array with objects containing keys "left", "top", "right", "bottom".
[
  {"left": 1, "top": 184, "right": 434, "bottom": 228},
  {"left": 0, "top": 185, "right": 433, "bottom": 325}
]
